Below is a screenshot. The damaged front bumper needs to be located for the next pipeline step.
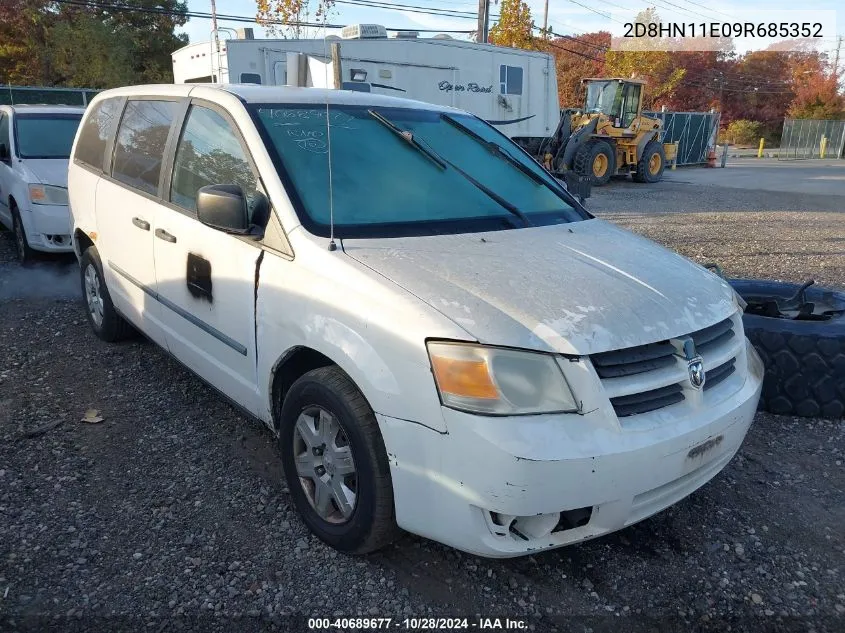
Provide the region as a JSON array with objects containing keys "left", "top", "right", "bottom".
[{"left": 378, "top": 341, "right": 763, "bottom": 558}]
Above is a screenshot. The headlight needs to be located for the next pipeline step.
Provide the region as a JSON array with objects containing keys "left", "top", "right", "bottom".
[
  {"left": 28, "top": 184, "right": 68, "bottom": 206},
  {"left": 427, "top": 341, "right": 578, "bottom": 415}
]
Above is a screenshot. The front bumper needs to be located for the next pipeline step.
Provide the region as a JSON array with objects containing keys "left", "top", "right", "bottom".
[
  {"left": 25, "top": 204, "right": 73, "bottom": 252},
  {"left": 378, "top": 340, "right": 763, "bottom": 557}
]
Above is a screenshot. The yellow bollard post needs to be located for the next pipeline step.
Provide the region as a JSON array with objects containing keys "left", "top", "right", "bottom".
[
  {"left": 757, "top": 138, "right": 765, "bottom": 158},
  {"left": 820, "top": 136, "right": 828, "bottom": 158}
]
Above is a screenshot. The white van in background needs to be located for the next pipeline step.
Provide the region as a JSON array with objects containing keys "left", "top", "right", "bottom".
[{"left": 0, "top": 104, "right": 84, "bottom": 263}]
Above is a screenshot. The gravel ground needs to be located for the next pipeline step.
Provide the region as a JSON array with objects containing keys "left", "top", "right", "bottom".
[{"left": 1, "top": 178, "right": 844, "bottom": 633}]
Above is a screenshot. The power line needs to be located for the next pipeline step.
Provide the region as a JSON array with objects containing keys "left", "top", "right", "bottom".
[
  {"left": 52, "top": 0, "right": 477, "bottom": 32},
  {"left": 563, "top": 0, "right": 626, "bottom": 25},
  {"left": 674, "top": 0, "right": 734, "bottom": 20}
]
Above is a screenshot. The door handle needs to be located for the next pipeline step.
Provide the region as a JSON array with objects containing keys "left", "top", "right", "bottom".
[
  {"left": 155, "top": 228, "right": 177, "bottom": 243},
  {"left": 132, "top": 217, "right": 150, "bottom": 231}
]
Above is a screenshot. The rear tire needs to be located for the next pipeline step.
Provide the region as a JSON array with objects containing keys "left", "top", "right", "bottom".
[
  {"left": 79, "top": 247, "right": 135, "bottom": 342},
  {"left": 573, "top": 139, "right": 615, "bottom": 186},
  {"left": 633, "top": 140, "right": 666, "bottom": 183},
  {"left": 11, "top": 204, "right": 37, "bottom": 266},
  {"left": 279, "top": 366, "right": 398, "bottom": 554}
]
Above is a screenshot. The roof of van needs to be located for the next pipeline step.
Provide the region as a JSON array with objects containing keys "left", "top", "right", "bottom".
[
  {"left": 0, "top": 104, "right": 86, "bottom": 115},
  {"left": 92, "top": 84, "right": 461, "bottom": 112}
]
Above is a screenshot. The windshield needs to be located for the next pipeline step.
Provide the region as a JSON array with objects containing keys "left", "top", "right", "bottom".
[
  {"left": 584, "top": 81, "right": 623, "bottom": 117},
  {"left": 14, "top": 113, "right": 82, "bottom": 159},
  {"left": 251, "top": 104, "right": 586, "bottom": 238}
]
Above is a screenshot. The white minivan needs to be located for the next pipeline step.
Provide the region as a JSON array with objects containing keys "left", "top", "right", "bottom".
[
  {"left": 0, "top": 104, "right": 84, "bottom": 263},
  {"left": 68, "top": 84, "right": 763, "bottom": 557}
]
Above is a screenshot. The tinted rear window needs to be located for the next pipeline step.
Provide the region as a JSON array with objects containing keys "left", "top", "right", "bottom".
[
  {"left": 111, "top": 100, "right": 179, "bottom": 196},
  {"left": 74, "top": 98, "right": 122, "bottom": 171}
]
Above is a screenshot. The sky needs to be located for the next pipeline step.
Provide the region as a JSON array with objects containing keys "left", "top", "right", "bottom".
[{"left": 182, "top": 0, "right": 843, "bottom": 57}]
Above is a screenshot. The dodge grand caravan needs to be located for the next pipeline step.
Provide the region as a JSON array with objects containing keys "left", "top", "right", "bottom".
[{"left": 68, "top": 84, "right": 763, "bottom": 557}]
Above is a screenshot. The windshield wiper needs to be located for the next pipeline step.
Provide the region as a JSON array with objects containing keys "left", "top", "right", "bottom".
[
  {"left": 441, "top": 113, "right": 574, "bottom": 203},
  {"left": 369, "top": 110, "right": 531, "bottom": 227},
  {"left": 441, "top": 114, "right": 546, "bottom": 186},
  {"left": 368, "top": 110, "right": 446, "bottom": 170}
]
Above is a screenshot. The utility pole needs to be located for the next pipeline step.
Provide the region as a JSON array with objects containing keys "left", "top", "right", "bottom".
[
  {"left": 833, "top": 35, "right": 843, "bottom": 85},
  {"left": 476, "top": 0, "right": 490, "bottom": 44},
  {"left": 542, "top": 0, "right": 549, "bottom": 39},
  {"left": 210, "top": 0, "right": 221, "bottom": 82}
]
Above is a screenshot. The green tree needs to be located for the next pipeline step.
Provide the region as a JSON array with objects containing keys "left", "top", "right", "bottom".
[
  {"left": 0, "top": 1, "right": 188, "bottom": 88},
  {"left": 46, "top": 14, "right": 134, "bottom": 88}
]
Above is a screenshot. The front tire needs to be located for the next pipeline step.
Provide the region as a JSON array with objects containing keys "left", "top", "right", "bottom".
[
  {"left": 11, "top": 204, "right": 37, "bottom": 265},
  {"left": 79, "top": 247, "right": 135, "bottom": 342},
  {"left": 279, "top": 366, "right": 398, "bottom": 554},
  {"left": 573, "top": 139, "right": 615, "bottom": 186}
]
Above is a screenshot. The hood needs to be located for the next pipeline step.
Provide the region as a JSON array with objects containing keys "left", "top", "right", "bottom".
[
  {"left": 22, "top": 159, "right": 69, "bottom": 188},
  {"left": 342, "top": 219, "right": 737, "bottom": 356}
]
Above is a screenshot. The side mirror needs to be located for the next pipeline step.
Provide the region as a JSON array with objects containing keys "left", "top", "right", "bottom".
[{"left": 196, "top": 184, "right": 249, "bottom": 233}]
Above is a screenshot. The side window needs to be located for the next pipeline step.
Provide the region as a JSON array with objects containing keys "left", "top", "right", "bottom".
[
  {"left": 74, "top": 98, "right": 121, "bottom": 171},
  {"left": 170, "top": 105, "right": 258, "bottom": 214},
  {"left": 499, "top": 65, "right": 523, "bottom": 96},
  {"left": 111, "top": 100, "right": 179, "bottom": 196},
  {"left": 0, "top": 113, "right": 9, "bottom": 153},
  {"left": 240, "top": 72, "right": 262, "bottom": 85},
  {"left": 621, "top": 84, "right": 641, "bottom": 128}
]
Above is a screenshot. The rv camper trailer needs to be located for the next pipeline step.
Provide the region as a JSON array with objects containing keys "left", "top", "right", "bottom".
[{"left": 171, "top": 25, "right": 559, "bottom": 148}]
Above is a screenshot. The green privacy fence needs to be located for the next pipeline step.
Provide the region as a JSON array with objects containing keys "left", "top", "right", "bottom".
[
  {"left": 778, "top": 118, "right": 845, "bottom": 160},
  {"left": 643, "top": 110, "right": 721, "bottom": 166},
  {"left": 0, "top": 85, "right": 100, "bottom": 107}
]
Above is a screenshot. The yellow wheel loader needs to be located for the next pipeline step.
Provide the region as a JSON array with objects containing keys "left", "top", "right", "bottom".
[{"left": 541, "top": 78, "right": 677, "bottom": 186}]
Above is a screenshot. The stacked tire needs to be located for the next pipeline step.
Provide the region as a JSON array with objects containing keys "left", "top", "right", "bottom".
[{"left": 731, "top": 279, "right": 845, "bottom": 419}]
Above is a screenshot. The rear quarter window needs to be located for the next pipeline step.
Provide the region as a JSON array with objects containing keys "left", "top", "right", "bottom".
[{"left": 74, "top": 98, "right": 122, "bottom": 171}]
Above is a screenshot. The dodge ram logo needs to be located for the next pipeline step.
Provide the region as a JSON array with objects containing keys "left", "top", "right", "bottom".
[
  {"left": 688, "top": 357, "right": 706, "bottom": 389},
  {"left": 682, "top": 338, "right": 706, "bottom": 390}
]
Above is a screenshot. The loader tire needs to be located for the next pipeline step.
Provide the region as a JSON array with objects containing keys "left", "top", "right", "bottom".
[
  {"left": 633, "top": 140, "right": 666, "bottom": 183},
  {"left": 573, "top": 140, "right": 615, "bottom": 186},
  {"left": 730, "top": 279, "right": 845, "bottom": 420}
]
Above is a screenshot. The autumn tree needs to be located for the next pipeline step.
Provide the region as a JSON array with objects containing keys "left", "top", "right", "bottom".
[
  {"left": 489, "top": 0, "right": 535, "bottom": 50},
  {"left": 604, "top": 9, "right": 685, "bottom": 108},
  {"left": 548, "top": 31, "right": 609, "bottom": 107},
  {"left": 256, "top": 0, "right": 335, "bottom": 38}
]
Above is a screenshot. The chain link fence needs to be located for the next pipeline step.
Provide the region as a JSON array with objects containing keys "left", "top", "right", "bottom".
[
  {"left": 0, "top": 85, "right": 99, "bottom": 107},
  {"left": 644, "top": 111, "right": 721, "bottom": 165},
  {"left": 778, "top": 118, "right": 845, "bottom": 160}
]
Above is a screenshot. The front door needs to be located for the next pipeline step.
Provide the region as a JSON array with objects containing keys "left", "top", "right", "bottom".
[
  {"left": 96, "top": 98, "right": 181, "bottom": 347},
  {"left": 0, "top": 113, "right": 13, "bottom": 228},
  {"left": 153, "top": 101, "right": 264, "bottom": 412}
]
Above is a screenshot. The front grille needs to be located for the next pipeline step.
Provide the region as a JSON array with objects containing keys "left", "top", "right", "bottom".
[
  {"left": 704, "top": 357, "right": 736, "bottom": 391},
  {"left": 692, "top": 318, "right": 734, "bottom": 353},
  {"left": 611, "top": 383, "right": 685, "bottom": 417},
  {"left": 593, "top": 315, "right": 742, "bottom": 420},
  {"left": 592, "top": 341, "right": 676, "bottom": 379}
]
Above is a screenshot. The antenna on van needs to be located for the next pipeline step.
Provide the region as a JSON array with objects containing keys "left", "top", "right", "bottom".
[{"left": 323, "top": 17, "right": 337, "bottom": 251}]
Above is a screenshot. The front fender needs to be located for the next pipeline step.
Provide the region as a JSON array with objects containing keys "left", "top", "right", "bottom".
[{"left": 256, "top": 242, "right": 470, "bottom": 433}]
